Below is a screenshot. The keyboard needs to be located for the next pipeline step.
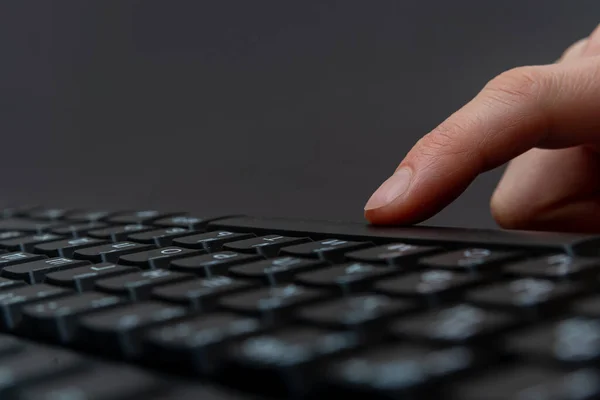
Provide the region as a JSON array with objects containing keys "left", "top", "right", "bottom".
[{"left": 2, "top": 207, "right": 600, "bottom": 399}]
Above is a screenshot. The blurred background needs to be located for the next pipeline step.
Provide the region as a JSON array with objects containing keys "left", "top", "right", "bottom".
[{"left": 1, "top": 1, "right": 599, "bottom": 228}]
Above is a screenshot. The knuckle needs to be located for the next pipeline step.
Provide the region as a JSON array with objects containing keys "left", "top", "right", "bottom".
[{"left": 482, "top": 66, "right": 546, "bottom": 106}]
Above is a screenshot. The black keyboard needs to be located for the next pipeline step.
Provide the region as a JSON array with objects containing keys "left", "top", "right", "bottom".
[{"left": 3, "top": 207, "right": 600, "bottom": 399}]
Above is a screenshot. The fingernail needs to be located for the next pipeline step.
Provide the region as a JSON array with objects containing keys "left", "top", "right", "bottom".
[{"left": 364, "top": 167, "right": 413, "bottom": 210}]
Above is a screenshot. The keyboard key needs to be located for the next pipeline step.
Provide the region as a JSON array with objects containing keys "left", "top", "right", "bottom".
[
  {"left": 88, "top": 224, "right": 155, "bottom": 242},
  {"left": 228, "top": 328, "right": 361, "bottom": 396},
  {"left": 64, "top": 210, "right": 114, "bottom": 223},
  {"left": 505, "top": 254, "right": 600, "bottom": 280},
  {"left": 223, "top": 235, "right": 310, "bottom": 257},
  {"left": 505, "top": 317, "right": 600, "bottom": 365},
  {"left": 389, "top": 304, "right": 518, "bottom": 344},
  {"left": 0, "top": 252, "right": 48, "bottom": 270},
  {"left": 20, "top": 292, "right": 124, "bottom": 343},
  {"left": 0, "top": 334, "right": 25, "bottom": 355},
  {"left": 327, "top": 345, "right": 477, "bottom": 398},
  {"left": 34, "top": 237, "right": 108, "bottom": 258},
  {"left": 298, "top": 294, "right": 413, "bottom": 332},
  {"left": 450, "top": 366, "right": 600, "bottom": 400},
  {"left": 17, "top": 365, "right": 165, "bottom": 400},
  {"left": 0, "top": 219, "right": 64, "bottom": 233},
  {"left": 1, "top": 257, "right": 90, "bottom": 284},
  {"left": 281, "top": 239, "right": 373, "bottom": 262},
  {"left": 73, "top": 241, "right": 155, "bottom": 263},
  {"left": 0, "top": 231, "right": 27, "bottom": 241},
  {"left": 0, "top": 347, "right": 86, "bottom": 397},
  {"left": 128, "top": 227, "right": 194, "bottom": 246},
  {"left": 45, "top": 263, "right": 139, "bottom": 292},
  {"left": 118, "top": 246, "right": 202, "bottom": 269},
  {"left": 170, "top": 251, "right": 261, "bottom": 277},
  {"left": 148, "top": 385, "right": 249, "bottom": 400},
  {"left": 229, "top": 257, "right": 326, "bottom": 285},
  {"left": 50, "top": 222, "right": 110, "bottom": 238},
  {"left": 78, "top": 301, "right": 187, "bottom": 358},
  {"left": 96, "top": 269, "right": 194, "bottom": 301},
  {"left": 573, "top": 295, "right": 600, "bottom": 318},
  {"left": 347, "top": 243, "right": 441, "bottom": 264},
  {"left": 0, "top": 205, "right": 40, "bottom": 219},
  {"left": 220, "top": 284, "right": 327, "bottom": 324},
  {"left": 374, "top": 270, "right": 481, "bottom": 305},
  {"left": 153, "top": 215, "right": 221, "bottom": 230},
  {"left": 466, "top": 278, "right": 583, "bottom": 316},
  {"left": 29, "top": 208, "right": 73, "bottom": 221},
  {"left": 0, "top": 277, "right": 26, "bottom": 290},
  {"left": 0, "top": 233, "right": 64, "bottom": 252},
  {"left": 108, "top": 210, "right": 182, "bottom": 225},
  {"left": 295, "top": 262, "right": 399, "bottom": 293},
  {"left": 152, "top": 276, "right": 255, "bottom": 311},
  {"left": 420, "top": 248, "right": 523, "bottom": 272},
  {"left": 209, "top": 216, "right": 600, "bottom": 256},
  {"left": 0, "top": 284, "right": 72, "bottom": 329},
  {"left": 173, "top": 231, "right": 255, "bottom": 252},
  {"left": 144, "top": 313, "right": 262, "bottom": 374}
]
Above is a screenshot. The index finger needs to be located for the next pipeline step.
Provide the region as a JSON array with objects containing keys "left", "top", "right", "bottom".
[{"left": 364, "top": 57, "right": 600, "bottom": 225}]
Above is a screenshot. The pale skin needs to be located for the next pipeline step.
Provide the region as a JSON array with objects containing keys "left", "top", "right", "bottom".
[{"left": 364, "top": 24, "right": 600, "bottom": 233}]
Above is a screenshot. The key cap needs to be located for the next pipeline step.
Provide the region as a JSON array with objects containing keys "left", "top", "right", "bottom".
[
  {"left": 153, "top": 215, "right": 222, "bottom": 230},
  {"left": 295, "top": 262, "right": 399, "bottom": 293},
  {"left": 374, "top": 270, "right": 481, "bottom": 306},
  {"left": 0, "top": 347, "right": 86, "bottom": 397},
  {"left": 170, "top": 251, "right": 261, "bottom": 277},
  {"left": 420, "top": 248, "right": 523, "bottom": 273},
  {"left": 281, "top": 239, "right": 373, "bottom": 262},
  {"left": 50, "top": 222, "right": 110, "bottom": 238},
  {"left": 0, "top": 231, "right": 27, "bottom": 241},
  {"left": 144, "top": 313, "right": 262, "bottom": 374},
  {"left": 148, "top": 385, "right": 250, "bottom": 400},
  {"left": 128, "top": 227, "right": 194, "bottom": 247},
  {"left": 223, "top": 235, "right": 310, "bottom": 257},
  {"left": 505, "top": 317, "right": 600, "bottom": 365},
  {"left": 20, "top": 292, "right": 124, "bottom": 343},
  {"left": 95, "top": 269, "right": 194, "bottom": 301},
  {"left": 17, "top": 366, "right": 165, "bottom": 400},
  {"left": 0, "top": 284, "right": 72, "bottom": 329},
  {"left": 78, "top": 301, "right": 187, "bottom": 358},
  {"left": 0, "top": 252, "right": 47, "bottom": 269},
  {"left": 327, "top": 345, "right": 477, "bottom": 398},
  {"left": 1, "top": 257, "right": 90, "bottom": 284},
  {"left": 228, "top": 328, "right": 361, "bottom": 396},
  {"left": 45, "top": 263, "right": 139, "bottom": 292},
  {"left": 88, "top": 224, "right": 155, "bottom": 242},
  {"left": 450, "top": 366, "right": 600, "bottom": 400},
  {"left": 220, "top": 284, "right": 327, "bottom": 324},
  {"left": 466, "top": 278, "right": 583, "bottom": 316},
  {"left": 209, "top": 216, "right": 600, "bottom": 256},
  {"left": 0, "top": 233, "right": 64, "bottom": 252},
  {"left": 299, "top": 294, "right": 412, "bottom": 332},
  {"left": 64, "top": 210, "right": 114, "bottom": 223},
  {"left": 389, "top": 304, "right": 519, "bottom": 344},
  {"left": 73, "top": 241, "right": 155, "bottom": 263},
  {"left": 118, "top": 246, "right": 202, "bottom": 269},
  {"left": 108, "top": 210, "right": 183, "bottom": 225},
  {"left": 0, "top": 277, "right": 26, "bottom": 290},
  {"left": 505, "top": 254, "right": 600, "bottom": 280},
  {"left": 34, "top": 237, "right": 108, "bottom": 258},
  {"left": 0, "top": 219, "right": 65, "bottom": 233},
  {"left": 173, "top": 231, "right": 256, "bottom": 252},
  {"left": 573, "top": 295, "right": 600, "bottom": 318},
  {"left": 152, "top": 276, "right": 256, "bottom": 311},
  {"left": 28, "top": 208, "right": 73, "bottom": 221},
  {"left": 0, "top": 205, "right": 40, "bottom": 219},
  {"left": 229, "top": 257, "right": 326, "bottom": 285},
  {"left": 347, "top": 243, "right": 441, "bottom": 265}
]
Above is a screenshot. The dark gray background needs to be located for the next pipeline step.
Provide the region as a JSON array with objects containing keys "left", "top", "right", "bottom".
[{"left": 1, "top": 1, "right": 598, "bottom": 228}]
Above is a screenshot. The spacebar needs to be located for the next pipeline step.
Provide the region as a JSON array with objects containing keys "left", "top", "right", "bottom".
[{"left": 208, "top": 216, "right": 600, "bottom": 256}]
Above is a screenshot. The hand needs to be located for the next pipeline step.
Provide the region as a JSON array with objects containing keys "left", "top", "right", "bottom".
[{"left": 364, "top": 24, "right": 600, "bottom": 233}]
